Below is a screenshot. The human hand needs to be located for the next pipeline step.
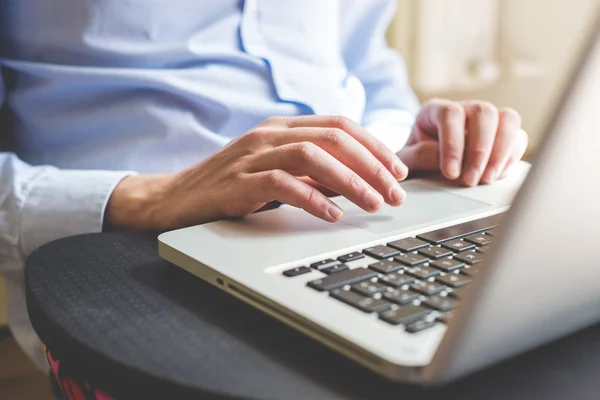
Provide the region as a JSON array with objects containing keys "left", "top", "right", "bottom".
[
  {"left": 105, "top": 116, "right": 409, "bottom": 231},
  {"left": 398, "top": 98, "right": 529, "bottom": 186}
]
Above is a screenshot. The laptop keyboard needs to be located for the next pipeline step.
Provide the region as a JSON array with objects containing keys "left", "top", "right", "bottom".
[{"left": 282, "top": 213, "right": 503, "bottom": 334}]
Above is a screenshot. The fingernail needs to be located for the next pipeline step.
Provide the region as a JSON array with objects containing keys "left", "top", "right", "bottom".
[
  {"left": 327, "top": 204, "right": 343, "bottom": 221},
  {"left": 366, "top": 190, "right": 384, "bottom": 210},
  {"left": 390, "top": 184, "right": 406, "bottom": 205},
  {"left": 393, "top": 160, "right": 408, "bottom": 178},
  {"left": 463, "top": 168, "right": 481, "bottom": 187},
  {"left": 447, "top": 160, "right": 461, "bottom": 179}
]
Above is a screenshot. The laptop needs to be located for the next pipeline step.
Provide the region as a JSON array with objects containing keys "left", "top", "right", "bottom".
[{"left": 158, "top": 16, "right": 600, "bottom": 384}]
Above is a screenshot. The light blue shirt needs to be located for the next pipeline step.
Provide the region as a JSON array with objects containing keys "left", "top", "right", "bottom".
[{"left": 0, "top": 0, "right": 419, "bottom": 369}]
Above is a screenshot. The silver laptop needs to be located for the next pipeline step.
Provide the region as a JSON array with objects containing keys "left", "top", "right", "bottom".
[{"left": 158, "top": 17, "right": 600, "bottom": 384}]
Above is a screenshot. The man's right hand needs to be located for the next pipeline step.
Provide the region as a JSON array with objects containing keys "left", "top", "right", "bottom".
[{"left": 105, "top": 116, "right": 408, "bottom": 231}]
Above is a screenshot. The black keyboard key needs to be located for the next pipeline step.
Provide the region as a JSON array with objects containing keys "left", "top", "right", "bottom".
[
  {"left": 441, "top": 239, "right": 476, "bottom": 252},
  {"left": 416, "top": 214, "right": 504, "bottom": 244},
  {"left": 380, "top": 272, "right": 415, "bottom": 288},
  {"left": 405, "top": 265, "right": 441, "bottom": 279},
  {"left": 450, "top": 286, "right": 471, "bottom": 299},
  {"left": 462, "top": 266, "right": 482, "bottom": 277},
  {"left": 308, "top": 268, "right": 377, "bottom": 291},
  {"left": 477, "top": 245, "right": 491, "bottom": 253},
  {"left": 310, "top": 259, "right": 341, "bottom": 270},
  {"left": 351, "top": 280, "right": 389, "bottom": 296},
  {"left": 410, "top": 280, "right": 447, "bottom": 296},
  {"left": 338, "top": 252, "right": 365, "bottom": 263},
  {"left": 394, "top": 253, "right": 429, "bottom": 266},
  {"left": 454, "top": 251, "right": 485, "bottom": 265},
  {"left": 423, "top": 295, "right": 458, "bottom": 311},
  {"left": 380, "top": 305, "right": 431, "bottom": 325},
  {"left": 369, "top": 260, "right": 403, "bottom": 274},
  {"left": 464, "top": 234, "right": 492, "bottom": 246},
  {"left": 406, "top": 320, "right": 437, "bottom": 333},
  {"left": 387, "top": 237, "right": 429, "bottom": 252},
  {"left": 383, "top": 288, "right": 420, "bottom": 305},
  {"left": 363, "top": 245, "right": 400, "bottom": 259},
  {"left": 321, "top": 264, "right": 349, "bottom": 274},
  {"left": 330, "top": 289, "right": 392, "bottom": 313},
  {"left": 437, "top": 310, "right": 457, "bottom": 324},
  {"left": 418, "top": 247, "right": 452, "bottom": 260},
  {"left": 485, "top": 227, "right": 499, "bottom": 236},
  {"left": 436, "top": 273, "right": 471, "bottom": 288},
  {"left": 283, "top": 266, "right": 311, "bottom": 277},
  {"left": 431, "top": 258, "right": 465, "bottom": 272}
]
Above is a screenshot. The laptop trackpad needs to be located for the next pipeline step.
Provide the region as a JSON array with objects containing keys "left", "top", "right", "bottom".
[{"left": 339, "top": 181, "right": 491, "bottom": 235}]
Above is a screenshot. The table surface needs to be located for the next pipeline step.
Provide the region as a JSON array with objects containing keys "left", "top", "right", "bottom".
[{"left": 25, "top": 232, "right": 600, "bottom": 400}]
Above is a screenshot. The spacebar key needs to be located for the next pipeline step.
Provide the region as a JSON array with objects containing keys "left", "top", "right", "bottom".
[{"left": 308, "top": 268, "right": 377, "bottom": 292}]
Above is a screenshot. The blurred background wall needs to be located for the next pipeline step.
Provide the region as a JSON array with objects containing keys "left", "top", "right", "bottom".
[{"left": 387, "top": 0, "right": 600, "bottom": 158}]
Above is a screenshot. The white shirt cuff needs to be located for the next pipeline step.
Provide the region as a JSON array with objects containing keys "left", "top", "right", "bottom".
[
  {"left": 364, "top": 109, "right": 415, "bottom": 154},
  {"left": 19, "top": 169, "right": 135, "bottom": 255}
]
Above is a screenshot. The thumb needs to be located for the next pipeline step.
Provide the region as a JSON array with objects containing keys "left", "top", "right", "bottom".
[{"left": 398, "top": 140, "right": 441, "bottom": 171}]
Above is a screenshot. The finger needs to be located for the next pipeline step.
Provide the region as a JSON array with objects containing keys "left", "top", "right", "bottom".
[
  {"left": 417, "top": 99, "right": 467, "bottom": 179},
  {"left": 397, "top": 140, "right": 440, "bottom": 171},
  {"left": 498, "top": 129, "right": 528, "bottom": 180},
  {"left": 461, "top": 101, "right": 500, "bottom": 186},
  {"left": 297, "top": 176, "right": 340, "bottom": 197},
  {"left": 480, "top": 108, "right": 522, "bottom": 184},
  {"left": 258, "top": 116, "right": 291, "bottom": 127},
  {"left": 250, "top": 142, "right": 385, "bottom": 213},
  {"left": 247, "top": 170, "right": 344, "bottom": 222},
  {"left": 278, "top": 115, "right": 409, "bottom": 180},
  {"left": 267, "top": 127, "right": 405, "bottom": 206}
]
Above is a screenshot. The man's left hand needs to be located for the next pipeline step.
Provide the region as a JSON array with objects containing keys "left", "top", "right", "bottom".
[{"left": 398, "top": 98, "right": 529, "bottom": 186}]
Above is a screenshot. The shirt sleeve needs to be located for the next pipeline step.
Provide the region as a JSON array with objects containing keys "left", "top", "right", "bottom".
[
  {"left": 342, "top": 0, "right": 421, "bottom": 153},
  {"left": 0, "top": 71, "right": 134, "bottom": 278}
]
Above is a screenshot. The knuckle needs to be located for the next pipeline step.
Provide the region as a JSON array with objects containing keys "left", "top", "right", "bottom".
[
  {"left": 230, "top": 167, "right": 247, "bottom": 182},
  {"left": 472, "top": 102, "right": 497, "bottom": 119},
  {"left": 324, "top": 128, "right": 349, "bottom": 147},
  {"left": 262, "top": 116, "right": 285, "bottom": 126},
  {"left": 264, "top": 170, "right": 285, "bottom": 191},
  {"left": 306, "top": 187, "right": 321, "bottom": 207},
  {"left": 444, "top": 139, "right": 462, "bottom": 159},
  {"left": 470, "top": 148, "right": 489, "bottom": 165},
  {"left": 372, "top": 162, "right": 388, "bottom": 181},
  {"left": 290, "top": 142, "right": 318, "bottom": 163},
  {"left": 373, "top": 140, "right": 395, "bottom": 165},
  {"left": 374, "top": 139, "right": 388, "bottom": 156},
  {"left": 439, "top": 103, "right": 465, "bottom": 121},
  {"left": 499, "top": 107, "right": 522, "bottom": 125},
  {"left": 330, "top": 115, "right": 353, "bottom": 131},
  {"left": 245, "top": 128, "right": 270, "bottom": 142},
  {"left": 345, "top": 173, "right": 364, "bottom": 194}
]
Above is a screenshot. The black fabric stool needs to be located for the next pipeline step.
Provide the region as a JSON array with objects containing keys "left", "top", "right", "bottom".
[{"left": 25, "top": 232, "right": 600, "bottom": 399}]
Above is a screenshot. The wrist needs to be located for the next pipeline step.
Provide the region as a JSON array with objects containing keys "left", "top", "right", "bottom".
[{"left": 104, "top": 174, "right": 172, "bottom": 231}]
